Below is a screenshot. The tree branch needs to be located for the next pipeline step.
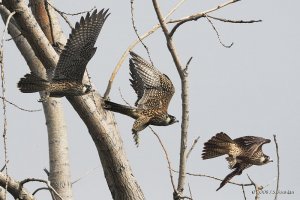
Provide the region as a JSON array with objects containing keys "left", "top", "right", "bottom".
[
  {"left": 205, "top": 15, "right": 233, "bottom": 48},
  {"left": 149, "top": 127, "right": 176, "bottom": 192},
  {"left": 0, "top": 172, "right": 35, "bottom": 200},
  {"left": 186, "top": 136, "right": 200, "bottom": 160},
  {"left": 20, "top": 178, "right": 63, "bottom": 200},
  {"left": 169, "top": 0, "right": 243, "bottom": 37},
  {"left": 0, "top": 8, "right": 15, "bottom": 199},
  {"left": 247, "top": 174, "right": 263, "bottom": 200},
  {"left": 152, "top": 0, "right": 190, "bottom": 198},
  {"left": 273, "top": 134, "right": 280, "bottom": 200},
  {"left": 0, "top": 96, "right": 41, "bottom": 112}
]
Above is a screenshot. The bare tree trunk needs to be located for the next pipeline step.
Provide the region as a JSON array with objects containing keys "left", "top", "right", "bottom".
[
  {"left": 1, "top": 1, "right": 145, "bottom": 199},
  {"left": 29, "top": 1, "right": 73, "bottom": 199},
  {"left": 0, "top": 2, "right": 73, "bottom": 199},
  {"left": 152, "top": 1, "right": 190, "bottom": 198}
]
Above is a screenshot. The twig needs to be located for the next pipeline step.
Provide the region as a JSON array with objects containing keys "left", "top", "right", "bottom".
[
  {"left": 247, "top": 174, "right": 263, "bottom": 200},
  {"left": 46, "top": 1, "right": 95, "bottom": 16},
  {"left": 72, "top": 166, "right": 100, "bottom": 185},
  {"left": 273, "top": 134, "right": 279, "bottom": 200},
  {"left": 130, "top": 0, "right": 154, "bottom": 66},
  {"left": 169, "top": 0, "right": 242, "bottom": 37},
  {"left": 188, "top": 183, "right": 193, "bottom": 200},
  {"left": 20, "top": 178, "right": 64, "bottom": 200},
  {"left": 5, "top": 33, "right": 22, "bottom": 41},
  {"left": 149, "top": 127, "right": 176, "bottom": 192},
  {"left": 205, "top": 15, "right": 233, "bottom": 48},
  {"left": 241, "top": 185, "right": 247, "bottom": 200},
  {"left": 178, "top": 170, "right": 252, "bottom": 187},
  {"left": 0, "top": 162, "right": 8, "bottom": 172},
  {"left": 103, "top": 0, "right": 188, "bottom": 99},
  {"left": 1, "top": 10, "right": 16, "bottom": 200},
  {"left": 0, "top": 96, "right": 41, "bottom": 112},
  {"left": 186, "top": 136, "right": 199, "bottom": 160},
  {"left": 118, "top": 87, "right": 131, "bottom": 107},
  {"left": 32, "top": 187, "right": 49, "bottom": 195},
  {"left": 184, "top": 57, "right": 192, "bottom": 76},
  {"left": 207, "top": 15, "right": 262, "bottom": 24},
  {"left": 46, "top": 1, "right": 96, "bottom": 29}
]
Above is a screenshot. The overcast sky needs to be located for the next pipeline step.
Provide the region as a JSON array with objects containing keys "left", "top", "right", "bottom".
[{"left": 1, "top": 0, "right": 299, "bottom": 199}]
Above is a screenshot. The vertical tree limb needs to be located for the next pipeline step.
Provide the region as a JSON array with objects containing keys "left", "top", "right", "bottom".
[
  {"left": 152, "top": 0, "right": 190, "bottom": 198},
  {"left": 29, "top": 1, "right": 73, "bottom": 199},
  {"left": 273, "top": 135, "right": 279, "bottom": 200}
]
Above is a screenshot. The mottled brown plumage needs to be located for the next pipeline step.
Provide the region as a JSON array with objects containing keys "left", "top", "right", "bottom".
[
  {"left": 17, "top": 9, "right": 110, "bottom": 101},
  {"left": 202, "top": 132, "right": 272, "bottom": 191},
  {"left": 104, "top": 51, "right": 178, "bottom": 146}
]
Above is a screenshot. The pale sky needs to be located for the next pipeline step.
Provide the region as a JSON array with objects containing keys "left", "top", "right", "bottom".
[{"left": 1, "top": 0, "right": 299, "bottom": 199}]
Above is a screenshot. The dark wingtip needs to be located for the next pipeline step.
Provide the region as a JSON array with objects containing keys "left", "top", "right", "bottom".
[{"left": 129, "top": 51, "right": 137, "bottom": 56}]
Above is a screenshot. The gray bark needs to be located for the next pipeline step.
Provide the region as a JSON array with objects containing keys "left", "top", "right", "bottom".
[
  {"left": 0, "top": 172, "right": 35, "bottom": 200},
  {"left": 0, "top": 2, "right": 73, "bottom": 200},
  {"left": 30, "top": 1, "right": 73, "bottom": 199},
  {"left": 1, "top": 1, "right": 145, "bottom": 199}
]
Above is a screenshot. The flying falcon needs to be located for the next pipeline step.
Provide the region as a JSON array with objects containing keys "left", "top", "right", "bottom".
[
  {"left": 18, "top": 9, "right": 110, "bottom": 102},
  {"left": 104, "top": 51, "right": 178, "bottom": 146},
  {"left": 202, "top": 132, "right": 272, "bottom": 191}
]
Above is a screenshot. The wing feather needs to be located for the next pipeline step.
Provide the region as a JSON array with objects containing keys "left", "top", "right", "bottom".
[
  {"left": 234, "top": 136, "right": 271, "bottom": 157},
  {"left": 129, "top": 51, "right": 175, "bottom": 110},
  {"left": 53, "top": 9, "right": 110, "bottom": 81}
]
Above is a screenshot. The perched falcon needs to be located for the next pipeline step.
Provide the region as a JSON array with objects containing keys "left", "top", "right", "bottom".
[
  {"left": 17, "top": 9, "right": 110, "bottom": 102},
  {"left": 104, "top": 51, "right": 178, "bottom": 146},
  {"left": 202, "top": 132, "right": 272, "bottom": 191}
]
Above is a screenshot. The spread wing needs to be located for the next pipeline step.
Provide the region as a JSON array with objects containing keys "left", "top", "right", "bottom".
[
  {"left": 129, "top": 51, "right": 175, "bottom": 111},
  {"left": 52, "top": 9, "right": 110, "bottom": 81},
  {"left": 234, "top": 136, "right": 271, "bottom": 157}
]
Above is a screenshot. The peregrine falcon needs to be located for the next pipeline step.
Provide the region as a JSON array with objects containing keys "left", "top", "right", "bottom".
[
  {"left": 17, "top": 9, "right": 110, "bottom": 102},
  {"left": 104, "top": 51, "right": 178, "bottom": 146},
  {"left": 202, "top": 132, "right": 272, "bottom": 191}
]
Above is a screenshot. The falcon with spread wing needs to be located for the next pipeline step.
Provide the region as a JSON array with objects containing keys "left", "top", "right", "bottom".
[
  {"left": 104, "top": 51, "right": 178, "bottom": 146},
  {"left": 17, "top": 9, "right": 110, "bottom": 102},
  {"left": 202, "top": 132, "right": 272, "bottom": 191}
]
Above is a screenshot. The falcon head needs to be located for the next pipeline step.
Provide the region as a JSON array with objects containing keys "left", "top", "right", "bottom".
[
  {"left": 166, "top": 114, "right": 179, "bottom": 125},
  {"left": 83, "top": 84, "right": 93, "bottom": 94},
  {"left": 260, "top": 154, "right": 273, "bottom": 165}
]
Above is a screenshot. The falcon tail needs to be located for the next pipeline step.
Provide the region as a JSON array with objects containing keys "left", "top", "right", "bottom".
[
  {"left": 17, "top": 73, "right": 49, "bottom": 93},
  {"left": 202, "top": 132, "right": 234, "bottom": 160},
  {"left": 103, "top": 100, "right": 138, "bottom": 119}
]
